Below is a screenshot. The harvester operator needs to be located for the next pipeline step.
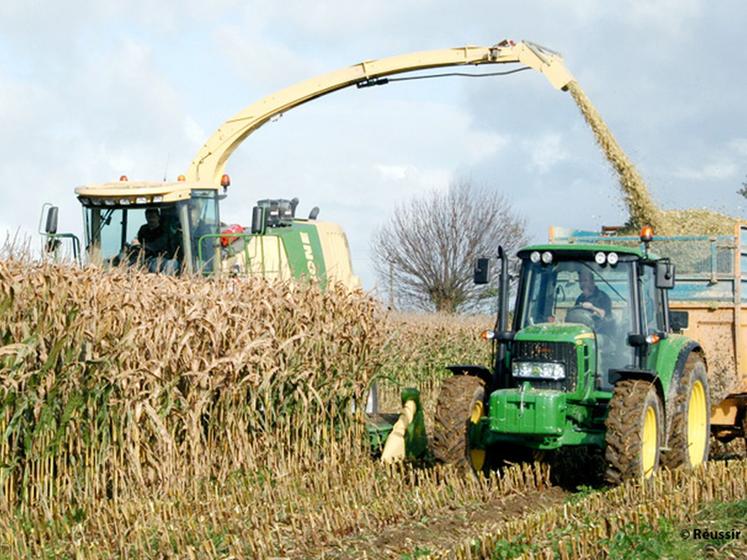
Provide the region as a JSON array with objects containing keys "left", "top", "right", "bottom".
[
  {"left": 133, "top": 208, "right": 180, "bottom": 273},
  {"left": 136, "top": 208, "right": 170, "bottom": 257}
]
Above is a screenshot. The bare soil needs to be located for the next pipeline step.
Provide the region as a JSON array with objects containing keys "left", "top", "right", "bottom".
[{"left": 309, "top": 485, "right": 568, "bottom": 559}]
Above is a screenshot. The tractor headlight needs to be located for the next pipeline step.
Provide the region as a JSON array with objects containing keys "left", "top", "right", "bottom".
[
  {"left": 530, "top": 251, "right": 541, "bottom": 263},
  {"left": 512, "top": 361, "right": 566, "bottom": 380}
]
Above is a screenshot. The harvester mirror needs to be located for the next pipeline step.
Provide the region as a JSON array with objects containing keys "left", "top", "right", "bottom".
[
  {"left": 473, "top": 258, "right": 490, "bottom": 284},
  {"left": 250, "top": 206, "right": 264, "bottom": 234},
  {"left": 45, "top": 206, "right": 59, "bottom": 235},
  {"left": 655, "top": 260, "right": 675, "bottom": 289},
  {"left": 670, "top": 310, "right": 689, "bottom": 332}
]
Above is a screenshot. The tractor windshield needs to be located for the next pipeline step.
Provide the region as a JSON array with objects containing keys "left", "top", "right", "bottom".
[{"left": 516, "top": 255, "right": 636, "bottom": 383}]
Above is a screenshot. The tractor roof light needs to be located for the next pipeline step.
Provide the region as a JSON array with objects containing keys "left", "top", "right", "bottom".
[
  {"left": 135, "top": 196, "right": 149, "bottom": 204},
  {"left": 177, "top": 175, "right": 186, "bottom": 182},
  {"left": 595, "top": 251, "right": 607, "bottom": 265},
  {"left": 221, "top": 174, "right": 231, "bottom": 188},
  {"left": 480, "top": 329, "right": 495, "bottom": 341},
  {"left": 119, "top": 175, "right": 128, "bottom": 182},
  {"left": 119, "top": 198, "right": 131, "bottom": 206},
  {"left": 607, "top": 252, "right": 619, "bottom": 265},
  {"left": 541, "top": 251, "right": 553, "bottom": 264},
  {"left": 530, "top": 251, "right": 541, "bottom": 263},
  {"left": 640, "top": 226, "right": 654, "bottom": 243},
  {"left": 152, "top": 195, "right": 164, "bottom": 203}
]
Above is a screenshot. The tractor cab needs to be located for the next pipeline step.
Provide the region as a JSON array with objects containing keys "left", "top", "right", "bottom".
[
  {"left": 75, "top": 180, "right": 222, "bottom": 274},
  {"left": 514, "top": 245, "right": 643, "bottom": 391},
  {"left": 507, "top": 243, "right": 671, "bottom": 392}
]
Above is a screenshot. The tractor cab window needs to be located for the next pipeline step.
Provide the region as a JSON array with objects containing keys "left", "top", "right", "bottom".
[
  {"left": 640, "top": 264, "right": 665, "bottom": 334},
  {"left": 517, "top": 254, "right": 636, "bottom": 388}
]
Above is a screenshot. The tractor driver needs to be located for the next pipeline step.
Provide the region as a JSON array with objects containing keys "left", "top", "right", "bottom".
[{"left": 574, "top": 269, "right": 613, "bottom": 334}]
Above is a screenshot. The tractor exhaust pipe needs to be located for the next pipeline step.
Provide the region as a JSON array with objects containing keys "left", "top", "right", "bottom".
[{"left": 494, "top": 246, "right": 512, "bottom": 389}]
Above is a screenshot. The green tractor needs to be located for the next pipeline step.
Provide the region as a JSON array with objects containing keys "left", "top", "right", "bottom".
[{"left": 434, "top": 234, "right": 711, "bottom": 483}]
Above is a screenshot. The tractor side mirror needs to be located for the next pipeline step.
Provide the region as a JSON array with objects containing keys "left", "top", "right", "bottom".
[
  {"left": 474, "top": 257, "right": 490, "bottom": 284},
  {"left": 670, "top": 310, "right": 689, "bottom": 332},
  {"left": 45, "top": 206, "right": 59, "bottom": 235},
  {"left": 655, "top": 260, "right": 675, "bottom": 289}
]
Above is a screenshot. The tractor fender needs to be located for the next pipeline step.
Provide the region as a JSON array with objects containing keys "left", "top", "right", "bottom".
[{"left": 446, "top": 365, "right": 493, "bottom": 389}]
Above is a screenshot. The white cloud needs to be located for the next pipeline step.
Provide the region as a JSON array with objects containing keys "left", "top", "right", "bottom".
[
  {"left": 183, "top": 116, "right": 206, "bottom": 149},
  {"left": 673, "top": 160, "right": 738, "bottom": 181},
  {"left": 728, "top": 138, "right": 747, "bottom": 155},
  {"left": 526, "top": 132, "right": 569, "bottom": 174}
]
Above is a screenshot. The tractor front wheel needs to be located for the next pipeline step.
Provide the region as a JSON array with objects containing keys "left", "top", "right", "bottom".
[
  {"left": 604, "top": 379, "right": 663, "bottom": 484},
  {"left": 662, "top": 354, "right": 711, "bottom": 469},
  {"left": 432, "top": 375, "right": 485, "bottom": 471}
]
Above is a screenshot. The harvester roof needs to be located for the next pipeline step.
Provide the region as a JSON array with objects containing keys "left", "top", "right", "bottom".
[{"left": 75, "top": 181, "right": 220, "bottom": 204}]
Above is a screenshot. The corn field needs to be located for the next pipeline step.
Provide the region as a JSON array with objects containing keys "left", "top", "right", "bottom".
[{"left": 1, "top": 258, "right": 745, "bottom": 558}]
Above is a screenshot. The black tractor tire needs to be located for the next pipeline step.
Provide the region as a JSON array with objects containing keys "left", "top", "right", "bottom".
[
  {"left": 432, "top": 375, "right": 484, "bottom": 470},
  {"left": 661, "top": 354, "right": 711, "bottom": 469},
  {"left": 604, "top": 379, "right": 663, "bottom": 485}
]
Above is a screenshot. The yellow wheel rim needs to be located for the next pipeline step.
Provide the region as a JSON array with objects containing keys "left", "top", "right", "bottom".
[
  {"left": 470, "top": 449, "right": 486, "bottom": 470},
  {"left": 469, "top": 399, "right": 484, "bottom": 470},
  {"left": 470, "top": 401, "right": 483, "bottom": 424},
  {"left": 641, "top": 405, "right": 658, "bottom": 478},
  {"left": 687, "top": 380, "right": 708, "bottom": 466}
]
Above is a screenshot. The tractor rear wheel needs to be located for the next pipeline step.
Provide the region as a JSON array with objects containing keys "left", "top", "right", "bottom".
[
  {"left": 662, "top": 354, "right": 711, "bottom": 469},
  {"left": 604, "top": 379, "right": 663, "bottom": 484},
  {"left": 432, "top": 375, "right": 485, "bottom": 471}
]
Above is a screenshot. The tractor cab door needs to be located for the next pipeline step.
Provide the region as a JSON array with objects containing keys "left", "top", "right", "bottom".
[{"left": 638, "top": 262, "right": 667, "bottom": 370}]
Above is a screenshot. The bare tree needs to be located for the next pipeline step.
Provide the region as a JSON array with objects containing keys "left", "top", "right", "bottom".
[{"left": 372, "top": 179, "right": 528, "bottom": 313}]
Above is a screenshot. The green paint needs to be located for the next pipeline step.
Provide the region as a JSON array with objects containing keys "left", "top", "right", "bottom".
[
  {"left": 489, "top": 388, "right": 567, "bottom": 436},
  {"left": 649, "top": 334, "right": 693, "bottom": 396},
  {"left": 274, "top": 222, "right": 327, "bottom": 285},
  {"left": 515, "top": 323, "right": 593, "bottom": 344}
]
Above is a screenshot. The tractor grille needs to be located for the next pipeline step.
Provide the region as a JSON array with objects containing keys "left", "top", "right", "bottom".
[{"left": 510, "top": 341, "right": 578, "bottom": 392}]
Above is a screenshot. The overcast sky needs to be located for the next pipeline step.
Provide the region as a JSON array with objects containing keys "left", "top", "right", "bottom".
[{"left": 2, "top": 1, "right": 746, "bottom": 291}]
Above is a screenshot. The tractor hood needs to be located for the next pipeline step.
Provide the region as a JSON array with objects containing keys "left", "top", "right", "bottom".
[{"left": 514, "top": 323, "right": 595, "bottom": 345}]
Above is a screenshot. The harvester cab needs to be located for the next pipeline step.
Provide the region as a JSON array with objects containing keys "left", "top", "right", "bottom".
[
  {"left": 41, "top": 178, "right": 361, "bottom": 288},
  {"left": 435, "top": 234, "right": 712, "bottom": 483}
]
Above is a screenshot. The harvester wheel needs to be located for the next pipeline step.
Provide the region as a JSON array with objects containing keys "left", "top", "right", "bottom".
[
  {"left": 432, "top": 375, "right": 485, "bottom": 471},
  {"left": 661, "top": 354, "right": 711, "bottom": 469},
  {"left": 604, "top": 379, "right": 663, "bottom": 484}
]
